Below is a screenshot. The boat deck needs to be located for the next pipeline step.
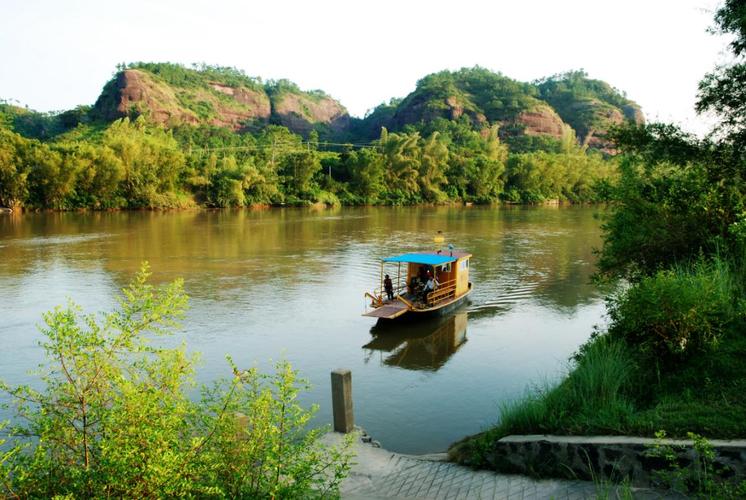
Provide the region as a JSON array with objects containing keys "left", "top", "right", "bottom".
[{"left": 362, "top": 300, "right": 410, "bottom": 319}]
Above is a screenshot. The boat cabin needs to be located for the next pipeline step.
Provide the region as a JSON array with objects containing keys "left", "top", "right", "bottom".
[{"left": 363, "top": 250, "right": 472, "bottom": 320}]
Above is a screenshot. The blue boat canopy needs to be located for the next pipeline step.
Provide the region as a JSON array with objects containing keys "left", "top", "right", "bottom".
[{"left": 382, "top": 253, "right": 457, "bottom": 266}]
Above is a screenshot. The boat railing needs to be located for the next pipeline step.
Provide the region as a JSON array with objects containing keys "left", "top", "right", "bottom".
[
  {"left": 425, "top": 278, "right": 457, "bottom": 307},
  {"left": 365, "top": 292, "right": 383, "bottom": 308},
  {"left": 365, "top": 283, "right": 408, "bottom": 308}
]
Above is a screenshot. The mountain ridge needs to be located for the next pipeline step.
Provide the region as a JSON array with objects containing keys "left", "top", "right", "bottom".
[{"left": 5, "top": 63, "right": 644, "bottom": 153}]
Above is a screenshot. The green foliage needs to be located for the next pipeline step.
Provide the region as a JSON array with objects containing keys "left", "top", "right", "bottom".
[
  {"left": 503, "top": 149, "right": 616, "bottom": 203},
  {"left": 209, "top": 156, "right": 249, "bottom": 207},
  {"left": 497, "top": 336, "right": 636, "bottom": 436},
  {"left": 697, "top": 0, "right": 746, "bottom": 143},
  {"left": 64, "top": 142, "right": 126, "bottom": 209},
  {"left": 354, "top": 66, "right": 640, "bottom": 157},
  {"left": 103, "top": 117, "right": 189, "bottom": 208},
  {"left": 597, "top": 135, "right": 745, "bottom": 278},
  {"left": 0, "top": 67, "right": 621, "bottom": 209},
  {"left": 0, "top": 102, "right": 87, "bottom": 140},
  {"left": 25, "top": 144, "right": 76, "bottom": 209},
  {"left": 407, "top": 67, "right": 539, "bottom": 124},
  {"left": 378, "top": 128, "right": 422, "bottom": 202},
  {"left": 0, "top": 113, "right": 615, "bottom": 209},
  {"left": 606, "top": 259, "right": 737, "bottom": 364},
  {"left": 418, "top": 131, "right": 449, "bottom": 201},
  {"left": 126, "top": 62, "right": 263, "bottom": 91},
  {"left": 599, "top": 158, "right": 706, "bottom": 276},
  {"left": 0, "top": 422, "right": 21, "bottom": 497},
  {"left": 346, "top": 147, "right": 386, "bottom": 203},
  {"left": 198, "top": 361, "right": 353, "bottom": 498},
  {"left": 646, "top": 431, "right": 746, "bottom": 497},
  {"left": 0, "top": 127, "right": 31, "bottom": 208},
  {"left": 281, "top": 150, "right": 322, "bottom": 197},
  {"left": 0, "top": 264, "right": 352, "bottom": 498},
  {"left": 536, "top": 70, "right": 641, "bottom": 140}
]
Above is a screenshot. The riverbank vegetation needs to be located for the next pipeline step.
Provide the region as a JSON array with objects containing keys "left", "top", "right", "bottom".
[
  {"left": 0, "top": 106, "right": 616, "bottom": 210},
  {"left": 0, "top": 264, "right": 352, "bottom": 498},
  {"left": 0, "top": 60, "right": 635, "bottom": 211},
  {"left": 450, "top": 0, "right": 746, "bottom": 481}
]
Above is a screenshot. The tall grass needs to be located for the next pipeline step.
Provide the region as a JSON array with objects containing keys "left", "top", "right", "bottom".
[
  {"left": 485, "top": 255, "right": 743, "bottom": 443},
  {"left": 488, "top": 336, "right": 636, "bottom": 438},
  {"left": 452, "top": 253, "right": 746, "bottom": 467}
]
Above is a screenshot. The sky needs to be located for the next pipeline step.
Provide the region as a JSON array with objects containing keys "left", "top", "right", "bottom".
[{"left": 0, "top": 0, "right": 732, "bottom": 135}]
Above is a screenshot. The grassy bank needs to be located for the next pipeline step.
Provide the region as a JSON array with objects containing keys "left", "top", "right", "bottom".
[{"left": 450, "top": 257, "right": 746, "bottom": 467}]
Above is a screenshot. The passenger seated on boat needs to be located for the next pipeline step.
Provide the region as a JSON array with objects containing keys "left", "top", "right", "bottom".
[
  {"left": 422, "top": 275, "right": 439, "bottom": 301},
  {"left": 409, "top": 276, "right": 422, "bottom": 295},
  {"left": 418, "top": 266, "right": 428, "bottom": 283},
  {"left": 384, "top": 274, "right": 394, "bottom": 300}
]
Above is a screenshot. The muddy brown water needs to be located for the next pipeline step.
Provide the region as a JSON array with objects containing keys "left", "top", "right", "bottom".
[{"left": 0, "top": 206, "right": 610, "bottom": 453}]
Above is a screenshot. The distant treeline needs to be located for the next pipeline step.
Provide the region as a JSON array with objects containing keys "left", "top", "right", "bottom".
[{"left": 0, "top": 110, "right": 616, "bottom": 210}]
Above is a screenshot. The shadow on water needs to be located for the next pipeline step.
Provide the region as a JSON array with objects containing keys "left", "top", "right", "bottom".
[{"left": 363, "top": 311, "right": 470, "bottom": 371}]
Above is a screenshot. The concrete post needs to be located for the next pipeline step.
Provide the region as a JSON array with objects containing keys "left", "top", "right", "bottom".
[{"left": 331, "top": 369, "right": 354, "bottom": 433}]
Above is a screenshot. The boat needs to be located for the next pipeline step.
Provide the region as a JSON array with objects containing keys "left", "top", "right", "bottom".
[{"left": 363, "top": 247, "right": 472, "bottom": 320}]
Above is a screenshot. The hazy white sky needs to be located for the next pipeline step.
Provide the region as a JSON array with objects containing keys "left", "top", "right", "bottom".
[{"left": 0, "top": 0, "right": 731, "bottom": 134}]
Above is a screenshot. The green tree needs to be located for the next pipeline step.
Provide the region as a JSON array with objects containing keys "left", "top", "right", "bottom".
[
  {"left": 280, "top": 150, "right": 322, "bottom": 197},
  {"left": 209, "top": 155, "right": 247, "bottom": 206},
  {"left": 378, "top": 128, "right": 421, "bottom": 202},
  {"left": 697, "top": 0, "right": 746, "bottom": 143},
  {"left": 26, "top": 144, "right": 78, "bottom": 209},
  {"left": 0, "top": 264, "right": 352, "bottom": 498},
  {"left": 418, "top": 131, "right": 449, "bottom": 202},
  {"left": 0, "top": 127, "right": 31, "bottom": 208},
  {"left": 348, "top": 147, "right": 386, "bottom": 203},
  {"left": 76, "top": 144, "right": 125, "bottom": 208},
  {"left": 103, "top": 117, "right": 187, "bottom": 207}
]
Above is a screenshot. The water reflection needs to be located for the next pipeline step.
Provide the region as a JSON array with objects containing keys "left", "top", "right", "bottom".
[
  {"left": 364, "top": 312, "right": 469, "bottom": 371},
  {"left": 1, "top": 206, "right": 610, "bottom": 454},
  {"left": 0, "top": 206, "right": 609, "bottom": 313}
]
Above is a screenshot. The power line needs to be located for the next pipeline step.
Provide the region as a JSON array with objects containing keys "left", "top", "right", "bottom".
[{"left": 189, "top": 140, "right": 380, "bottom": 153}]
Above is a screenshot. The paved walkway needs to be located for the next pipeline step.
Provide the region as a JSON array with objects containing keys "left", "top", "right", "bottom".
[{"left": 321, "top": 432, "right": 668, "bottom": 499}]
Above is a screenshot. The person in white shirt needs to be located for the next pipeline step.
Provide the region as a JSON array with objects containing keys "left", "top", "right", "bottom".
[{"left": 422, "top": 273, "right": 439, "bottom": 301}]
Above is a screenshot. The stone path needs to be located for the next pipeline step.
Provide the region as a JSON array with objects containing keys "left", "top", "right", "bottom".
[{"left": 321, "top": 432, "right": 672, "bottom": 499}]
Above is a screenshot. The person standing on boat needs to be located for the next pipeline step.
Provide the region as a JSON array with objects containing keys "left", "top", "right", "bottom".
[{"left": 384, "top": 274, "right": 394, "bottom": 301}]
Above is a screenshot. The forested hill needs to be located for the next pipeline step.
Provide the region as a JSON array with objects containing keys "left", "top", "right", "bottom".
[
  {"left": 353, "top": 68, "right": 644, "bottom": 153},
  {"left": 91, "top": 63, "right": 350, "bottom": 139},
  {"left": 0, "top": 63, "right": 643, "bottom": 210},
  {"left": 2, "top": 63, "right": 643, "bottom": 153}
]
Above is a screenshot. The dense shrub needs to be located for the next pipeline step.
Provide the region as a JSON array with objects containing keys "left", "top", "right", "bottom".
[
  {"left": 606, "top": 260, "right": 736, "bottom": 363},
  {"left": 1, "top": 96, "right": 618, "bottom": 209},
  {"left": 0, "top": 265, "right": 351, "bottom": 498},
  {"left": 460, "top": 336, "right": 637, "bottom": 452},
  {"left": 498, "top": 336, "right": 636, "bottom": 434}
]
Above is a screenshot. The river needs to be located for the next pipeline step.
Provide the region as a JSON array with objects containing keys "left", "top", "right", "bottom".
[{"left": 0, "top": 206, "right": 610, "bottom": 454}]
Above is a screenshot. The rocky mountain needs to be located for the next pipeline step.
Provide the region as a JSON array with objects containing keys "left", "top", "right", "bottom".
[
  {"left": 7, "top": 63, "right": 642, "bottom": 153},
  {"left": 357, "top": 67, "right": 644, "bottom": 152},
  {"left": 535, "top": 70, "right": 645, "bottom": 150},
  {"left": 91, "top": 63, "right": 349, "bottom": 138}
]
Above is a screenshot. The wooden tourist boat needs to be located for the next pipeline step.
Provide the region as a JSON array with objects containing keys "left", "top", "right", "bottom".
[{"left": 363, "top": 248, "right": 472, "bottom": 320}]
